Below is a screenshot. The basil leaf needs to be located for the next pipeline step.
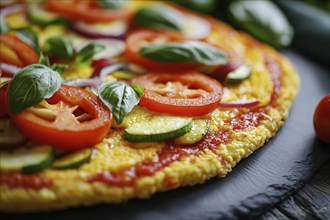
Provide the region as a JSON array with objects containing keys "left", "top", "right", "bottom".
[
  {"left": 15, "top": 28, "right": 40, "bottom": 52},
  {"left": 51, "top": 63, "right": 68, "bottom": 74},
  {"left": 140, "top": 41, "right": 228, "bottom": 65},
  {"left": 135, "top": 6, "right": 184, "bottom": 32},
  {"left": 38, "top": 52, "right": 50, "bottom": 67},
  {"left": 44, "top": 36, "right": 74, "bottom": 61},
  {"left": 131, "top": 84, "right": 144, "bottom": 97},
  {"left": 75, "top": 43, "right": 106, "bottom": 66},
  {"left": 97, "top": 0, "right": 126, "bottom": 9},
  {"left": 0, "top": 18, "right": 9, "bottom": 33},
  {"left": 98, "top": 81, "right": 141, "bottom": 124},
  {"left": 8, "top": 64, "right": 62, "bottom": 115},
  {"left": 228, "top": 0, "right": 294, "bottom": 48}
]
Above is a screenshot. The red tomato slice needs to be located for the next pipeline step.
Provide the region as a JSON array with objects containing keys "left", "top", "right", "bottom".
[
  {"left": 10, "top": 85, "right": 112, "bottom": 150},
  {"left": 0, "top": 33, "right": 39, "bottom": 67},
  {"left": 45, "top": 0, "right": 133, "bottom": 23},
  {"left": 0, "top": 82, "right": 9, "bottom": 117},
  {"left": 131, "top": 72, "right": 223, "bottom": 116},
  {"left": 125, "top": 29, "right": 200, "bottom": 72}
]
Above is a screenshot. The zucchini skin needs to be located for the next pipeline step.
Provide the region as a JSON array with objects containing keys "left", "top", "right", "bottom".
[
  {"left": 53, "top": 148, "right": 92, "bottom": 170},
  {"left": 22, "top": 147, "right": 55, "bottom": 174},
  {"left": 124, "top": 119, "right": 193, "bottom": 142}
]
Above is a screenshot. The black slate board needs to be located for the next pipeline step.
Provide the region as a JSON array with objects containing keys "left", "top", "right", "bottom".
[{"left": 1, "top": 50, "right": 329, "bottom": 220}]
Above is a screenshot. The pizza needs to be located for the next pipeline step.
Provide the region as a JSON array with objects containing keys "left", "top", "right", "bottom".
[{"left": 0, "top": 0, "right": 299, "bottom": 213}]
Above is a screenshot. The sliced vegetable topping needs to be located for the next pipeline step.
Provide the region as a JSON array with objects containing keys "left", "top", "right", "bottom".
[
  {"left": 134, "top": 6, "right": 184, "bottom": 32},
  {"left": 98, "top": 81, "right": 143, "bottom": 125},
  {"left": 131, "top": 72, "right": 223, "bottom": 116},
  {"left": 8, "top": 64, "right": 62, "bottom": 115},
  {"left": 45, "top": 0, "right": 133, "bottom": 23},
  {"left": 0, "top": 33, "right": 39, "bottom": 67},
  {"left": 0, "top": 145, "right": 54, "bottom": 174},
  {"left": 71, "top": 20, "right": 127, "bottom": 39},
  {"left": 124, "top": 116, "right": 193, "bottom": 142},
  {"left": 10, "top": 85, "right": 112, "bottom": 150},
  {"left": 225, "top": 64, "right": 251, "bottom": 85},
  {"left": 28, "top": 4, "right": 68, "bottom": 26},
  {"left": 174, "top": 119, "right": 209, "bottom": 145},
  {"left": 53, "top": 148, "right": 92, "bottom": 169}
]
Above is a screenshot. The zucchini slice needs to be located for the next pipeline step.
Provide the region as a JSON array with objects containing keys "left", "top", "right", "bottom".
[
  {"left": 28, "top": 4, "right": 68, "bottom": 26},
  {"left": 174, "top": 120, "right": 209, "bottom": 145},
  {"left": 53, "top": 148, "right": 92, "bottom": 170},
  {"left": 226, "top": 64, "right": 251, "bottom": 85},
  {"left": 0, "top": 145, "right": 54, "bottom": 174},
  {"left": 124, "top": 116, "right": 193, "bottom": 142}
]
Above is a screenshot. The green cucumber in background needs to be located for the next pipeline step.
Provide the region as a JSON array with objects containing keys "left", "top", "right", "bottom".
[
  {"left": 227, "top": 0, "right": 294, "bottom": 49},
  {"left": 274, "top": 0, "right": 330, "bottom": 64}
]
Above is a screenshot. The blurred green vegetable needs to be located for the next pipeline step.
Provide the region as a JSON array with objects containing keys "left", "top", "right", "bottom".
[
  {"left": 171, "top": 0, "right": 217, "bottom": 14},
  {"left": 303, "top": 0, "right": 330, "bottom": 13},
  {"left": 275, "top": 0, "right": 330, "bottom": 64},
  {"left": 227, "top": 0, "right": 294, "bottom": 49}
]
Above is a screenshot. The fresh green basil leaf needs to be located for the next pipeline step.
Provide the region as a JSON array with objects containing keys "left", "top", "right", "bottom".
[
  {"left": 51, "top": 63, "right": 68, "bottom": 75},
  {"left": 135, "top": 6, "right": 184, "bottom": 32},
  {"left": 98, "top": 81, "right": 141, "bottom": 124},
  {"left": 38, "top": 52, "right": 50, "bottom": 67},
  {"left": 131, "top": 84, "right": 144, "bottom": 97},
  {"left": 228, "top": 0, "right": 294, "bottom": 48},
  {"left": 8, "top": 64, "right": 62, "bottom": 115},
  {"left": 140, "top": 41, "right": 228, "bottom": 65},
  {"left": 15, "top": 28, "right": 40, "bottom": 52},
  {"left": 75, "top": 43, "right": 106, "bottom": 66},
  {"left": 97, "top": 0, "right": 126, "bottom": 9},
  {"left": 44, "top": 36, "right": 74, "bottom": 61},
  {"left": 0, "top": 18, "right": 9, "bottom": 33}
]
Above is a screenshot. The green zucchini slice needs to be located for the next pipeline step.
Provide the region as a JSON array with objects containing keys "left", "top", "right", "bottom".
[
  {"left": 124, "top": 116, "right": 193, "bottom": 142},
  {"left": 0, "top": 145, "right": 54, "bottom": 174},
  {"left": 174, "top": 120, "right": 209, "bottom": 145},
  {"left": 53, "top": 148, "right": 92, "bottom": 170},
  {"left": 226, "top": 64, "right": 252, "bottom": 85}
]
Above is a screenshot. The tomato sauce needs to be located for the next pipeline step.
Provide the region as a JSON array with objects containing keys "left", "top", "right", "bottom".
[
  {"left": 265, "top": 55, "right": 281, "bottom": 101},
  {"left": 0, "top": 173, "right": 53, "bottom": 190},
  {"left": 89, "top": 130, "right": 230, "bottom": 186}
]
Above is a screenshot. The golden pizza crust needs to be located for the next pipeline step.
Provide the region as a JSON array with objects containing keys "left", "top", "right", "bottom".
[{"left": 0, "top": 1, "right": 299, "bottom": 213}]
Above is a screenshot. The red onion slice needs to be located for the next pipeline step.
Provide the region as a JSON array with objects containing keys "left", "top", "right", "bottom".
[
  {"left": 92, "top": 63, "right": 125, "bottom": 80},
  {"left": 0, "top": 63, "right": 21, "bottom": 77},
  {"left": 219, "top": 100, "right": 260, "bottom": 108},
  {"left": 64, "top": 78, "right": 102, "bottom": 89},
  {"left": 0, "top": 4, "right": 26, "bottom": 18},
  {"left": 71, "top": 20, "right": 127, "bottom": 39}
]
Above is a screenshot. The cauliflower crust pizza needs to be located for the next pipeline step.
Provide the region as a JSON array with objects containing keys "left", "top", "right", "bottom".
[{"left": 0, "top": 0, "right": 299, "bottom": 213}]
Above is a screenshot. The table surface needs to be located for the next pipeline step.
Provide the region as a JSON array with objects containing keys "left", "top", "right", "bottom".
[{"left": 259, "top": 160, "right": 330, "bottom": 220}]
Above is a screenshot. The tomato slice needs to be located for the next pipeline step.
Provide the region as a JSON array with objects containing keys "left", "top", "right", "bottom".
[
  {"left": 45, "top": 0, "right": 133, "bottom": 23},
  {"left": 0, "top": 33, "right": 39, "bottom": 67},
  {"left": 10, "top": 85, "right": 112, "bottom": 150},
  {"left": 125, "top": 29, "right": 200, "bottom": 72},
  {"left": 0, "top": 82, "right": 9, "bottom": 117},
  {"left": 131, "top": 72, "right": 223, "bottom": 116}
]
